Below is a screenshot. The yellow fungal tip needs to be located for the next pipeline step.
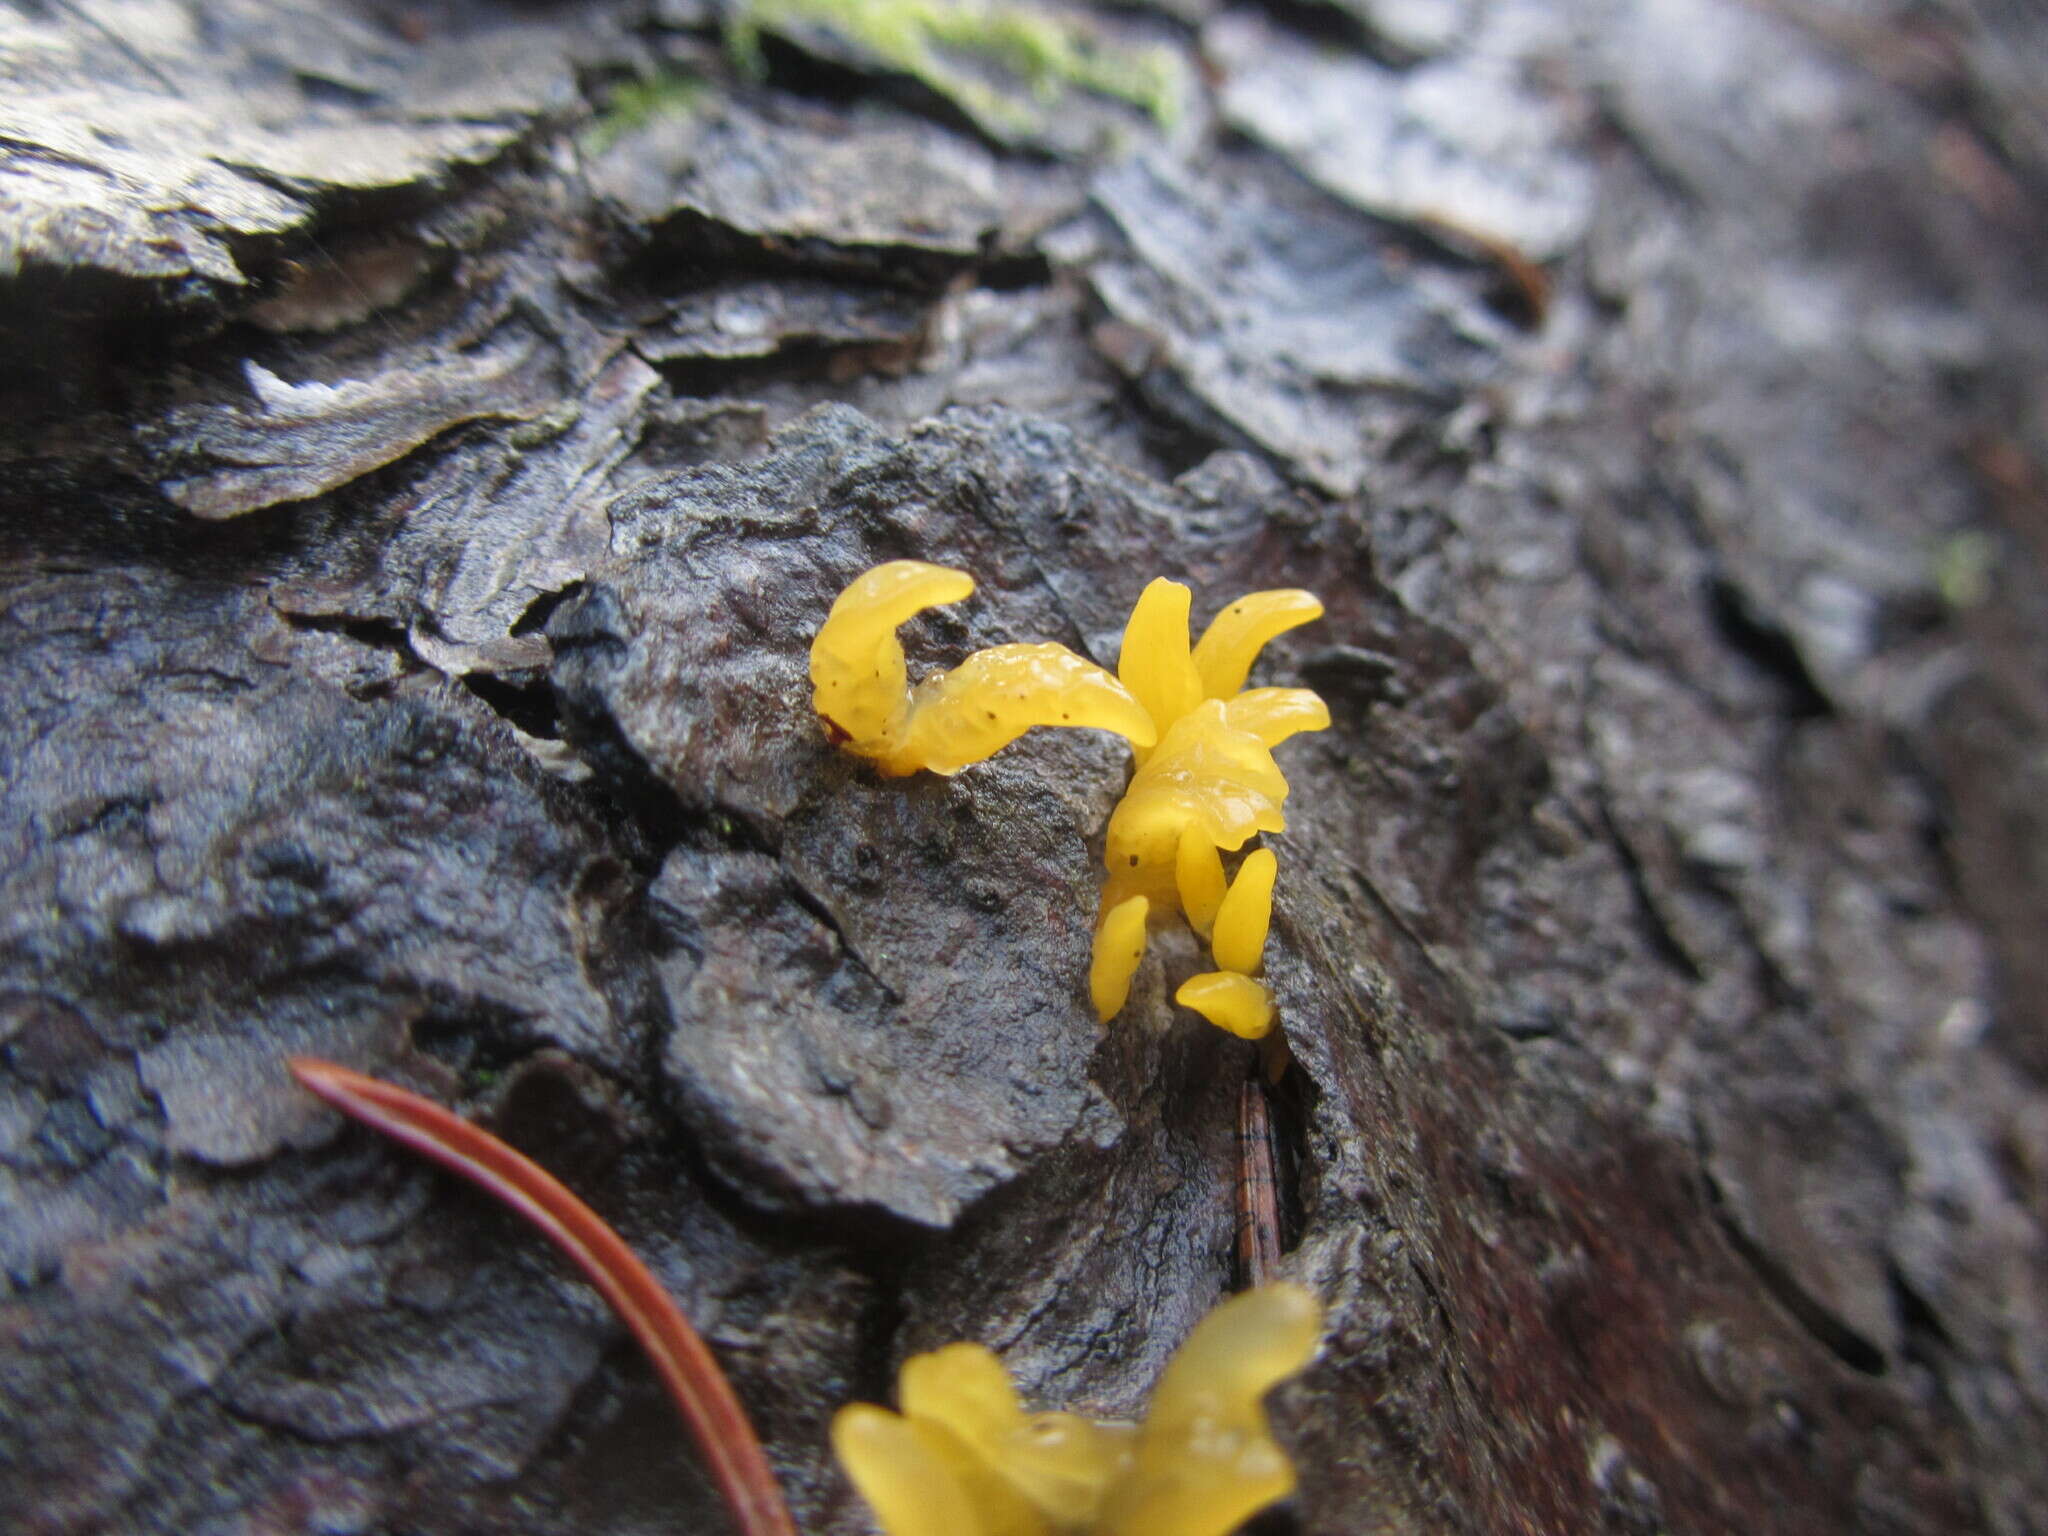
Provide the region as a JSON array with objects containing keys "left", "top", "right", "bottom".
[
  {"left": 1211, "top": 847, "right": 1277, "bottom": 975},
  {"left": 811, "top": 560, "right": 976, "bottom": 754},
  {"left": 1118, "top": 577, "right": 1203, "bottom": 747},
  {"left": 1191, "top": 589, "right": 1325, "bottom": 701},
  {"left": 1103, "top": 1282, "right": 1322, "bottom": 1536},
  {"left": 1173, "top": 971, "right": 1275, "bottom": 1039},
  {"left": 831, "top": 1402, "right": 995, "bottom": 1536},
  {"left": 1091, "top": 894, "right": 1150, "bottom": 1022},
  {"left": 1223, "top": 687, "right": 1331, "bottom": 748},
  {"left": 834, "top": 1285, "right": 1322, "bottom": 1536},
  {"left": 899, "top": 1343, "right": 1024, "bottom": 1447}
]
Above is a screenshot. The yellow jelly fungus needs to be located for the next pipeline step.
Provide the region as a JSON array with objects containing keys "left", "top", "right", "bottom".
[
  {"left": 1091, "top": 580, "right": 1328, "bottom": 1036},
  {"left": 1174, "top": 971, "right": 1276, "bottom": 1039},
  {"left": 999, "top": 1414, "right": 1138, "bottom": 1526},
  {"left": 900, "top": 1343, "right": 1031, "bottom": 1453},
  {"left": 812, "top": 560, "right": 1156, "bottom": 776},
  {"left": 832, "top": 1402, "right": 1046, "bottom": 1536},
  {"left": 1190, "top": 590, "right": 1325, "bottom": 701},
  {"left": 896, "top": 1344, "right": 1137, "bottom": 1529},
  {"left": 898, "top": 643, "right": 1160, "bottom": 776},
  {"left": 1221, "top": 688, "right": 1331, "bottom": 749},
  {"left": 1117, "top": 577, "right": 1204, "bottom": 753},
  {"left": 812, "top": 560, "right": 976, "bottom": 754},
  {"left": 813, "top": 563, "right": 1327, "bottom": 1041},
  {"left": 1210, "top": 847, "right": 1276, "bottom": 976},
  {"left": 1100, "top": 702, "right": 1290, "bottom": 915},
  {"left": 1098, "top": 1283, "right": 1322, "bottom": 1535},
  {"left": 1091, "top": 895, "right": 1150, "bottom": 1023},
  {"left": 833, "top": 1284, "right": 1322, "bottom": 1536},
  {"left": 1174, "top": 823, "right": 1227, "bottom": 940},
  {"left": 1119, "top": 702, "right": 1291, "bottom": 844}
]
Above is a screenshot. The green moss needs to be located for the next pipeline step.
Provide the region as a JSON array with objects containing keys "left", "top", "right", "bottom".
[
  {"left": 728, "top": 0, "right": 1181, "bottom": 140},
  {"left": 581, "top": 69, "right": 710, "bottom": 155}
]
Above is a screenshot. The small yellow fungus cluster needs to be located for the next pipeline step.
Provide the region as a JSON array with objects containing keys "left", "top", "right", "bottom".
[
  {"left": 810, "top": 561, "right": 1157, "bottom": 777},
  {"left": 1090, "top": 580, "right": 1327, "bottom": 1037},
  {"left": 832, "top": 1283, "right": 1323, "bottom": 1536},
  {"left": 810, "top": 563, "right": 1326, "bottom": 1040}
]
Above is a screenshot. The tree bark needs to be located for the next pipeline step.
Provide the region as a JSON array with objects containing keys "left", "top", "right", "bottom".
[{"left": 3, "top": 0, "right": 2046, "bottom": 1532}]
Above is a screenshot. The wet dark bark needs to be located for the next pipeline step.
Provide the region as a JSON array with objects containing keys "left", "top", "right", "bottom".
[{"left": 3, "top": 0, "right": 2046, "bottom": 1532}]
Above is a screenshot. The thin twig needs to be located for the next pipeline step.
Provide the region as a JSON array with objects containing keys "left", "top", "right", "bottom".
[
  {"left": 288, "top": 1057, "right": 798, "bottom": 1536},
  {"left": 1236, "top": 1074, "right": 1283, "bottom": 1290}
]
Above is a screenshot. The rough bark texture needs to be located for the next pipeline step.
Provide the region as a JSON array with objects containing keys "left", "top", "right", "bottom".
[{"left": 3, "top": 0, "right": 2046, "bottom": 1533}]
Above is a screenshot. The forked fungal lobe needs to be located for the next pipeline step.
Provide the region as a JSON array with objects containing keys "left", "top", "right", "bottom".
[
  {"left": 1118, "top": 577, "right": 1203, "bottom": 752},
  {"left": 811, "top": 562, "right": 1325, "bottom": 1041},
  {"left": 1222, "top": 687, "right": 1331, "bottom": 748},
  {"left": 810, "top": 560, "right": 974, "bottom": 755},
  {"left": 833, "top": 1283, "right": 1322, "bottom": 1536},
  {"left": 1090, "top": 582, "right": 1326, "bottom": 1037},
  {"left": 1175, "top": 824, "right": 1227, "bottom": 939},
  {"left": 810, "top": 560, "right": 1155, "bottom": 776},
  {"left": 1190, "top": 590, "right": 1324, "bottom": 700},
  {"left": 899, "top": 643, "right": 1157, "bottom": 776}
]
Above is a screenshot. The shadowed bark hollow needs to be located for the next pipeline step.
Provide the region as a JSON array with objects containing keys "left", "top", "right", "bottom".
[{"left": 3, "top": 0, "right": 2046, "bottom": 1532}]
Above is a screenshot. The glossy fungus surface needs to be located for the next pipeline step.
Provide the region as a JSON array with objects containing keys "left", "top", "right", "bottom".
[
  {"left": 1173, "top": 972, "right": 1275, "bottom": 1041},
  {"left": 1091, "top": 894, "right": 1152, "bottom": 1023},
  {"left": 811, "top": 560, "right": 1154, "bottom": 776},
  {"left": 811, "top": 564, "right": 1323, "bottom": 1039},
  {"left": 1209, "top": 849, "right": 1276, "bottom": 976},
  {"left": 1090, "top": 586, "right": 1326, "bottom": 1038},
  {"left": 834, "top": 1285, "right": 1322, "bottom": 1536}
]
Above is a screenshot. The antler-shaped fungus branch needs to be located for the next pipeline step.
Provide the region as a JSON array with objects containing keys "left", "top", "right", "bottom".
[
  {"left": 834, "top": 1283, "right": 1322, "bottom": 1536},
  {"left": 811, "top": 559, "right": 1154, "bottom": 775}
]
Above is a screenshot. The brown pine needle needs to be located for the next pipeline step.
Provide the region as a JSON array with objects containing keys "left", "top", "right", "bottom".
[
  {"left": 1235, "top": 1074, "right": 1282, "bottom": 1291},
  {"left": 288, "top": 1057, "right": 798, "bottom": 1536}
]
